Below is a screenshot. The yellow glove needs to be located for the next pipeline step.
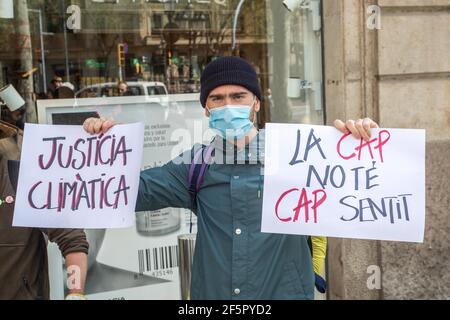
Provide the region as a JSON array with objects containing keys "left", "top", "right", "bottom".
[{"left": 311, "top": 236, "right": 327, "bottom": 276}]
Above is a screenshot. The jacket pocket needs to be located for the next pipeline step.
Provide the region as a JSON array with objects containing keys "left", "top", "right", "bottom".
[{"left": 285, "top": 261, "right": 309, "bottom": 299}]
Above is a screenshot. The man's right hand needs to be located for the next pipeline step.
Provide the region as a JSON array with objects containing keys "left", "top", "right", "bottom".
[{"left": 83, "top": 117, "right": 116, "bottom": 135}]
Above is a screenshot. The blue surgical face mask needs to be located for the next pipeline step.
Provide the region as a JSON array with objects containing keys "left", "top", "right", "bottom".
[{"left": 207, "top": 98, "right": 256, "bottom": 140}]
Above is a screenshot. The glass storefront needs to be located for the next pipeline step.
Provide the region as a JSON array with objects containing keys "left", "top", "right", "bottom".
[{"left": 0, "top": 0, "right": 324, "bottom": 126}]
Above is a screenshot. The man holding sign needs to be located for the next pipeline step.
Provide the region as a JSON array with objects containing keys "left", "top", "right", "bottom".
[{"left": 83, "top": 57, "right": 379, "bottom": 300}]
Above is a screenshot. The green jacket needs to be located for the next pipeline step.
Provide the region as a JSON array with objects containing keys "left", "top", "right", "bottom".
[{"left": 137, "top": 130, "right": 315, "bottom": 300}]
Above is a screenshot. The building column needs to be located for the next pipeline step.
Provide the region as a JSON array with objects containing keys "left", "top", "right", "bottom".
[{"left": 322, "top": 0, "right": 382, "bottom": 300}]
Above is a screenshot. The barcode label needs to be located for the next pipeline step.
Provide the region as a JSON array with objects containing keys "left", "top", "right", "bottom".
[{"left": 138, "top": 245, "right": 179, "bottom": 274}]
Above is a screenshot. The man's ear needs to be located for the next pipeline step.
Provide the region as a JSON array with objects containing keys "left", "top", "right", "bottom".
[
  {"left": 204, "top": 107, "right": 210, "bottom": 117},
  {"left": 254, "top": 99, "right": 261, "bottom": 113}
]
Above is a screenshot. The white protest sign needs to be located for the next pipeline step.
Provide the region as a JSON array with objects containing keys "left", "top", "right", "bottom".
[
  {"left": 13, "top": 123, "right": 144, "bottom": 229},
  {"left": 261, "top": 123, "right": 426, "bottom": 243}
]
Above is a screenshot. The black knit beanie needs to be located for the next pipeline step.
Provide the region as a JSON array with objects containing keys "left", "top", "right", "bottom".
[{"left": 200, "top": 56, "right": 262, "bottom": 108}]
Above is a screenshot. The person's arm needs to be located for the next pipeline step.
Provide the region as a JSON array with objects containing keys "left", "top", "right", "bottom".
[
  {"left": 311, "top": 236, "right": 327, "bottom": 275},
  {"left": 65, "top": 252, "right": 87, "bottom": 296},
  {"left": 83, "top": 117, "right": 193, "bottom": 212},
  {"left": 42, "top": 228, "right": 89, "bottom": 299},
  {"left": 136, "top": 154, "right": 192, "bottom": 212}
]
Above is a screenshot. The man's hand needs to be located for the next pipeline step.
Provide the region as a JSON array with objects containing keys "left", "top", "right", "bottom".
[
  {"left": 83, "top": 117, "right": 116, "bottom": 135},
  {"left": 334, "top": 118, "right": 379, "bottom": 141}
]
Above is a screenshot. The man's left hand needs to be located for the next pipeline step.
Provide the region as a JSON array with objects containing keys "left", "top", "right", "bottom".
[{"left": 334, "top": 118, "right": 379, "bottom": 141}]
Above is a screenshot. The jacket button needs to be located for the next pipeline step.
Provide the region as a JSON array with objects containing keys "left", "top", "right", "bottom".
[
  {"left": 234, "top": 288, "right": 241, "bottom": 295},
  {"left": 235, "top": 228, "right": 242, "bottom": 235}
]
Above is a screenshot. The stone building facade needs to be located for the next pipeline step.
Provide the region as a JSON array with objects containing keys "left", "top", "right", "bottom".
[{"left": 323, "top": 0, "right": 450, "bottom": 299}]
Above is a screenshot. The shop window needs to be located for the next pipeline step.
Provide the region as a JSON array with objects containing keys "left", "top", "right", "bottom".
[{"left": 0, "top": 0, "right": 324, "bottom": 125}]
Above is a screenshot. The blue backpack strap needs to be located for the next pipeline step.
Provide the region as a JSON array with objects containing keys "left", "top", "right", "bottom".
[
  {"left": 187, "top": 144, "right": 214, "bottom": 232},
  {"left": 188, "top": 145, "right": 207, "bottom": 202}
]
